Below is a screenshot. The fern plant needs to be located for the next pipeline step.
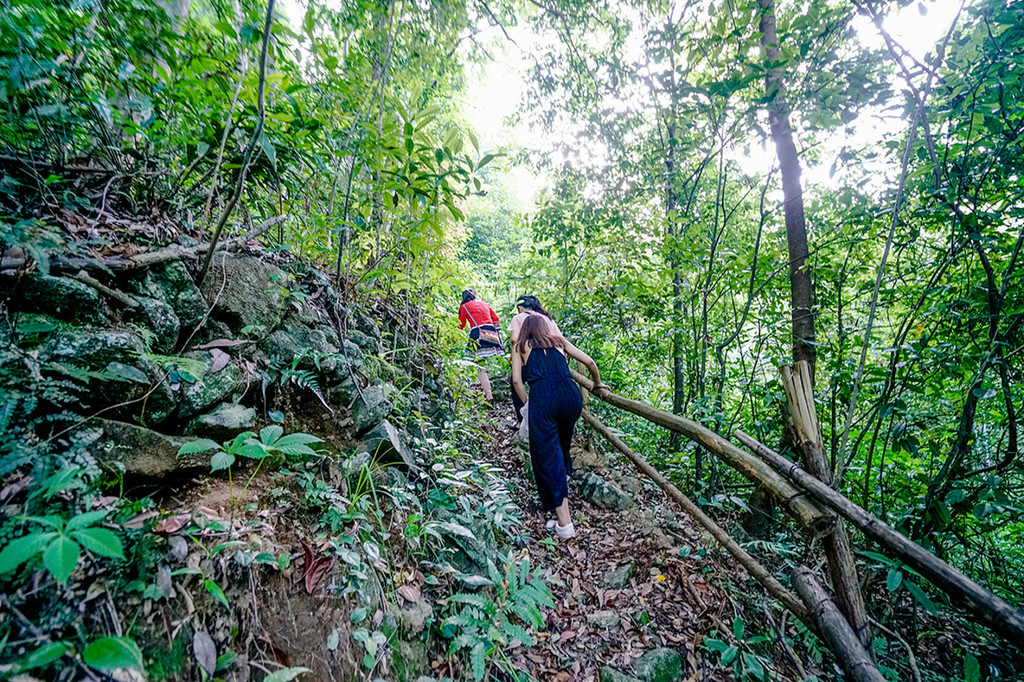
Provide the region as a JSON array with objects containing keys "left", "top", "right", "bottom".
[
  {"left": 263, "top": 352, "right": 333, "bottom": 412},
  {"left": 441, "top": 553, "right": 553, "bottom": 680}
]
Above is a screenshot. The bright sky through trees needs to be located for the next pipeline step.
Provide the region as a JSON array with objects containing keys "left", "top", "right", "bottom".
[{"left": 462, "top": 0, "right": 966, "bottom": 207}]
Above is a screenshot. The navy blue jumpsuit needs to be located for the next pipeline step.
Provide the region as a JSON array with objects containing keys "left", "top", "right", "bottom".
[{"left": 524, "top": 348, "right": 583, "bottom": 510}]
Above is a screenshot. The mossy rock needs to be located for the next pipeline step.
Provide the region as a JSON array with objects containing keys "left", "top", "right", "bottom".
[
  {"left": 187, "top": 403, "right": 256, "bottom": 438},
  {"left": 14, "top": 273, "right": 103, "bottom": 324},
  {"left": 198, "top": 254, "right": 286, "bottom": 334},
  {"left": 177, "top": 352, "right": 244, "bottom": 419},
  {"left": 73, "top": 418, "right": 208, "bottom": 479},
  {"left": 42, "top": 329, "right": 175, "bottom": 423},
  {"left": 127, "top": 261, "right": 207, "bottom": 328},
  {"left": 124, "top": 296, "right": 180, "bottom": 353},
  {"left": 634, "top": 647, "right": 684, "bottom": 682}
]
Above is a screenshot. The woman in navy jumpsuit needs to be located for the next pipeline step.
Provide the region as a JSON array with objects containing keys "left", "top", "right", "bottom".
[{"left": 511, "top": 315, "right": 607, "bottom": 539}]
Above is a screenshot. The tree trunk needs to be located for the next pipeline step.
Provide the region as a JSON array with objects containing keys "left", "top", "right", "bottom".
[
  {"left": 781, "top": 363, "right": 871, "bottom": 647},
  {"left": 758, "top": 0, "right": 816, "bottom": 376},
  {"left": 793, "top": 567, "right": 887, "bottom": 682}
]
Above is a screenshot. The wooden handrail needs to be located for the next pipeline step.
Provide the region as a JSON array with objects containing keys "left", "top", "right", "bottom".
[
  {"left": 734, "top": 429, "right": 1024, "bottom": 644},
  {"left": 581, "top": 410, "right": 811, "bottom": 625},
  {"left": 570, "top": 369, "right": 835, "bottom": 535}
]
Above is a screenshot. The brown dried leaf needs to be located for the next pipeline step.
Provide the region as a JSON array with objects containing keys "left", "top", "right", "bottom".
[
  {"left": 193, "top": 338, "right": 250, "bottom": 350},
  {"left": 208, "top": 349, "right": 230, "bottom": 374},
  {"left": 153, "top": 513, "right": 190, "bottom": 533},
  {"left": 397, "top": 584, "right": 421, "bottom": 603}
]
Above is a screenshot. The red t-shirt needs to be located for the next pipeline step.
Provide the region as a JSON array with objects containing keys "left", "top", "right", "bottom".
[{"left": 459, "top": 300, "right": 500, "bottom": 329}]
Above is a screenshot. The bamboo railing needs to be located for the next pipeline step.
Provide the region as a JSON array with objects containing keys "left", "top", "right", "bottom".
[{"left": 568, "top": 366, "right": 1024, "bottom": 674}]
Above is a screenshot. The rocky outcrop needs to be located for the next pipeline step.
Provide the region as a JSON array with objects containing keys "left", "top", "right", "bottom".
[
  {"left": 74, "top": 419, "right": 208, "bottom": 478},
  {"left": 581, "top": 472, "right": 634, "bottom": 510},
  {"left": 199, "top": 254, "right": 285, "bottom": 333}
]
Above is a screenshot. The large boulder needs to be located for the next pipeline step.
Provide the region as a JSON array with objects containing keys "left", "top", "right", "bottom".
[
  {"left": 198, "top": 254, "right": 285, "bottom": 334},
  {"left": 42, "top": 329, "right": 175, "bottom": 423},
  {"left": 351, "top": 384, "right": 394, "bottom": 435},
  {"left": 177, "top": 352, "right": 244, "bottom": 419},
  {"left": 13, "top": 274, "right": 103, "bottom": 323},
  {"left": 127, "top": 261, "right": 207, "bottom": 328},
  {"left": 73, "top": 419, "right": 208, "bottom": 478},
  {"left": 259, "top": 322, "right": 339, "bottom": 365}
]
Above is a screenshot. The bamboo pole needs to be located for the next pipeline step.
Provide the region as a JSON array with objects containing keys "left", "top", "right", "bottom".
[
  {"left": 793, "top": 566, "right": 887, "bottom": 682},
  {"left": 581, "top": 410, "right": 811, "bottom": 625},
  {"left": 570, "top": 369, "right": 834, "bottom": 535},
  {"left": 733, "top": 429, "right": 1024, "bottom": 643},
  {"left": 781, "top": 362, "right": 870, "bottom": 646}
]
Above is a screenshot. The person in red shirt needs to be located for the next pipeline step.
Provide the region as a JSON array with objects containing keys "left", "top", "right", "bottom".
[{"left": 458, "top": 289, "right": 503, "bottom": 403}]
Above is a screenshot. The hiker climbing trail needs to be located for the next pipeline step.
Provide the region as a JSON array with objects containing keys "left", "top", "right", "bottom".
[{"left": 477, "top": 401, "right": 771, "bottom": 682}]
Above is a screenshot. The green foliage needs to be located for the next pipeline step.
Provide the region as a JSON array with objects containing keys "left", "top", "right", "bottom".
[
  {"left": 440, "top": 553, "right": 553, "bottom": 680},
  {"left": 703, "top": 617, "right": 774, "bottom": 681},
  {"left": 178, "top": 425, "right": 322, "bottom": 474},
  {"left": 0, "top": 503, "right": 124, "bottom": 585}
]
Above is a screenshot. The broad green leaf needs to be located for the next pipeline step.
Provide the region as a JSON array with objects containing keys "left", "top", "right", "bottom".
[
  {"left": 0, "top": 533, "right": 55, "bottom": 574},
  {"left": 350, "top": 607, "right": 368, "bottom": 623},
  {"left": 210, "top": 451, "right": 235, "bottom": 472},
  {"left": 71, "top": 528, "right": 125, "bottom": 560},
  {"left": 904, "top": 580, "right": 939, "bottom": 615},
  {"left": 42, "top": 536, "right": 80, "bottom": 584},
  {"left": 886, "top": 569, "right": 903, "bottom": 592},
  {"left": 83, "top": 636, "right": 145, "bottom": 672},
  {"left": 205, "top": 579, "right": 230, "bottom": 608},
  {"left": 260, "top": 425, "right": 284, "bottom": 445},
  {"left": 964, "top": 652, "right": 980, "bottom": 682},
  {"left": 65, "top": 510, "right": 108, "bottom": 531},
  {"left": 20, "top": 641, "right": 69, "bottom": 670}
]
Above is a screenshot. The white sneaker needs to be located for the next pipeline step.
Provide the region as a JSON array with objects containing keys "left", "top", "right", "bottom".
[{"left": 555, "top": 522, "right": 575, "bottom": 539}]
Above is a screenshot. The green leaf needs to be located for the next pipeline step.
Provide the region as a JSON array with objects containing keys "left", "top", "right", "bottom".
[
  {"left": 42, "top": 535, "right": 80, "bottom": 584},
  {"left": 721, "top": 645, "right": 738, "bottom": 665},
  {"left": 71, "top": 528, "right": 125, "bottom": 560},
  {"left": 0, "top": 533, "right": 54, "bottom": 574},
  {"left": 904, "top": 580, "right": 938, "bottom": 615},
  {"left": 205, "top": 579, "right": 230, "bottom": 608},
  {"left": 104, "top": 362, "right": 150, "bottom": 384},
  {"left": 258, "top": 131, "right": 277, "bottom": 171},
  {"left": 964, "top": 652, "right": 980, "bottom": 682},
  {"left": 972, "top": 387, "right": 997, "bottom": 400},
  {"left": 210, "top": 451, "right": 235, "bottom": 472},
  {"left": 350, "top": 607, "right": 368, "bottom": 623},
  {"left": 178, "top": 439, "right": 222, "bottom": 455},
  {"left": 260, "top": 425, "right": 284, "bottom": 445},
  {"left": 886, "top": 569, "right": 903, "bottom": 592},
  {"left": 83, "top": 636, "right": 145, "bottom": 672},
  {"left": 263, "top": 666, "right": 311, "bottom": 682},
  {"left": 732, "top": 616, "right": 744, "bottom": 640},
  {"left": 470, "top": 640, "right": 487, "bottom": 680},
  {"left": 20, "top": 641, "right": 69, "bottom": 670},
  {"left": 65, "top": 510, "right": 108, "bottom": 531}
]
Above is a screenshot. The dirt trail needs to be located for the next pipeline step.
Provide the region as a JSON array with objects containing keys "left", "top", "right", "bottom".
[{"left": 478, "top": 401, "right": 751, "bottom": 682}]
